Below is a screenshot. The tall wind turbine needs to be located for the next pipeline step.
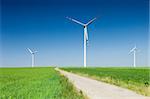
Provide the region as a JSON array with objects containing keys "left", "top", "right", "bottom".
[
  {"left": 66, "top": 17, "right": 96, "bottom": 67},
  {"left": 27, "top": 48, "right": 38, "bottom": 67},
  {"left": 129, "top": 45, "right": 138, "bottom": 67}
]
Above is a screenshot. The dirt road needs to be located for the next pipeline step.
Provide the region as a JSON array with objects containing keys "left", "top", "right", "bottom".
[{"left": 55, "top": 68, "right": 149, "bottom": 99}]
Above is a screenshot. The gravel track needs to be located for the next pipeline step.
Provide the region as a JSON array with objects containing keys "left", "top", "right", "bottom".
[{"left": 55, "top": 68, "right": 149, "bottom": 99}]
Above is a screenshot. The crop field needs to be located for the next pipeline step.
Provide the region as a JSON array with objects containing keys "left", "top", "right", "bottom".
[
  {"left": 0, "top": 67, "right": 84, "bottom": 99},
  {"left": 62, "top": 67, "right": 150, "bottom": 96}
]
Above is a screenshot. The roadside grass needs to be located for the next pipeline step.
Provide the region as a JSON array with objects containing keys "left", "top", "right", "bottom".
[
  {"left": 0, "top": 67, "right": 85, "bottom": 99},
  {"left": 62, "top": 67, "right": 150, "bottom": 96}
]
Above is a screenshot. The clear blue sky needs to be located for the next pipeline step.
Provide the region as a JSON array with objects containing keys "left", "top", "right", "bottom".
[{"left": 1, "top": 0, "right": 149, "bottom": 67}]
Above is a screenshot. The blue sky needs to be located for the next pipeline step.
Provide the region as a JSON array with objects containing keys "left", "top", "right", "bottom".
[{"left": 1, "top": 0, "right": 149, "bottom": 67}]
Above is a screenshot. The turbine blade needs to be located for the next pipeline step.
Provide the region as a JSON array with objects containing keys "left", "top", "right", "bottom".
[
  {"left": 27, "top": 48, "right": 33, "bottom": 54},
  {"left": 129, "top": 46, "right": 137, "bottom": 53},
  {"left": 85, "top": 31, "right": 88, "bottom": 41},
  {"left": 86, "top": 39, "right": 89, "bottom": 47},
  {"left": 86, "top": 17, "right": 97, "bottom": 26},
  {"left": 66, "top": 17, "right": 85, "bottom": 26},
  {"left": 129, "top": 51, "right": 132, "bottom": 54},
  {"left": 129, "top": 49, "right": 134, "bottom": 53},
  {"left": 84, "top": 27, "right": 88, "bottom": 41}
]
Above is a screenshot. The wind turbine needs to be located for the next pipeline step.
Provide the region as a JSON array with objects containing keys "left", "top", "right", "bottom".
[
  {"left": 27, "top": 48, "right": 38, "bottom": 67},
  {"left": 129, "top": 45, "right": 138, "bottom": 67},
  {"left": 66, "top": 17, "right": 96, "bottom": 67}
]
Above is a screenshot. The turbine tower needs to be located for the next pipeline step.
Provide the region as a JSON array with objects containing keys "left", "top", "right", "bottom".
[
  {"left": 129, "top": 45, "right": 138, "bottom": 67},
  {"left": 27, "top": 48, "right": 38, "bottom": 67},
  {"left": 66, "top": 17, "right": 96, "bottom": 67}
]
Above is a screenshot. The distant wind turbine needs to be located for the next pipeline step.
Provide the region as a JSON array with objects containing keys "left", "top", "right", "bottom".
[
  {"left": 27, "top": 48, "right": 38, "bottom": 67},
  {"left": 129, "top": 45, "right": 138, "bottom": 67},
  {"left": 66, "top": 17, "right": 96, "bottom": 67}
]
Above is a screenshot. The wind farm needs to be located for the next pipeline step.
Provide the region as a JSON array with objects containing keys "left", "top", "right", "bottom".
[{"left": 0, "top": 0, "right": 149, "bottom": 99}]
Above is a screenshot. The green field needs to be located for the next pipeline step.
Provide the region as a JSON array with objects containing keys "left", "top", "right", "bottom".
[
  {"left": 62, "top": 67, "right": 150, "bottom": 96},
  {"left": 0, "top": 67, "right": 84, "bottom": 99}
]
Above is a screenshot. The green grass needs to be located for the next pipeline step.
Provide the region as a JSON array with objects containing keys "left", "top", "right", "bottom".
[
  {"left": 0, "top": 67, "right": 85, "bottom": 99},
  {"left": 62, "top": 67, "right": 150, "bottom": 96}
]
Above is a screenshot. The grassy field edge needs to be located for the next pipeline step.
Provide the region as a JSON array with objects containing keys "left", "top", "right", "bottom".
[
  {"left": 61, "top": 67, "right": 150, "bottom": 96},
  {"left": 55, "top": 69, "right": 87, "bottom": 99},
  {"left": 0, "top": 67, "right": 85, "bottom": 99}
]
